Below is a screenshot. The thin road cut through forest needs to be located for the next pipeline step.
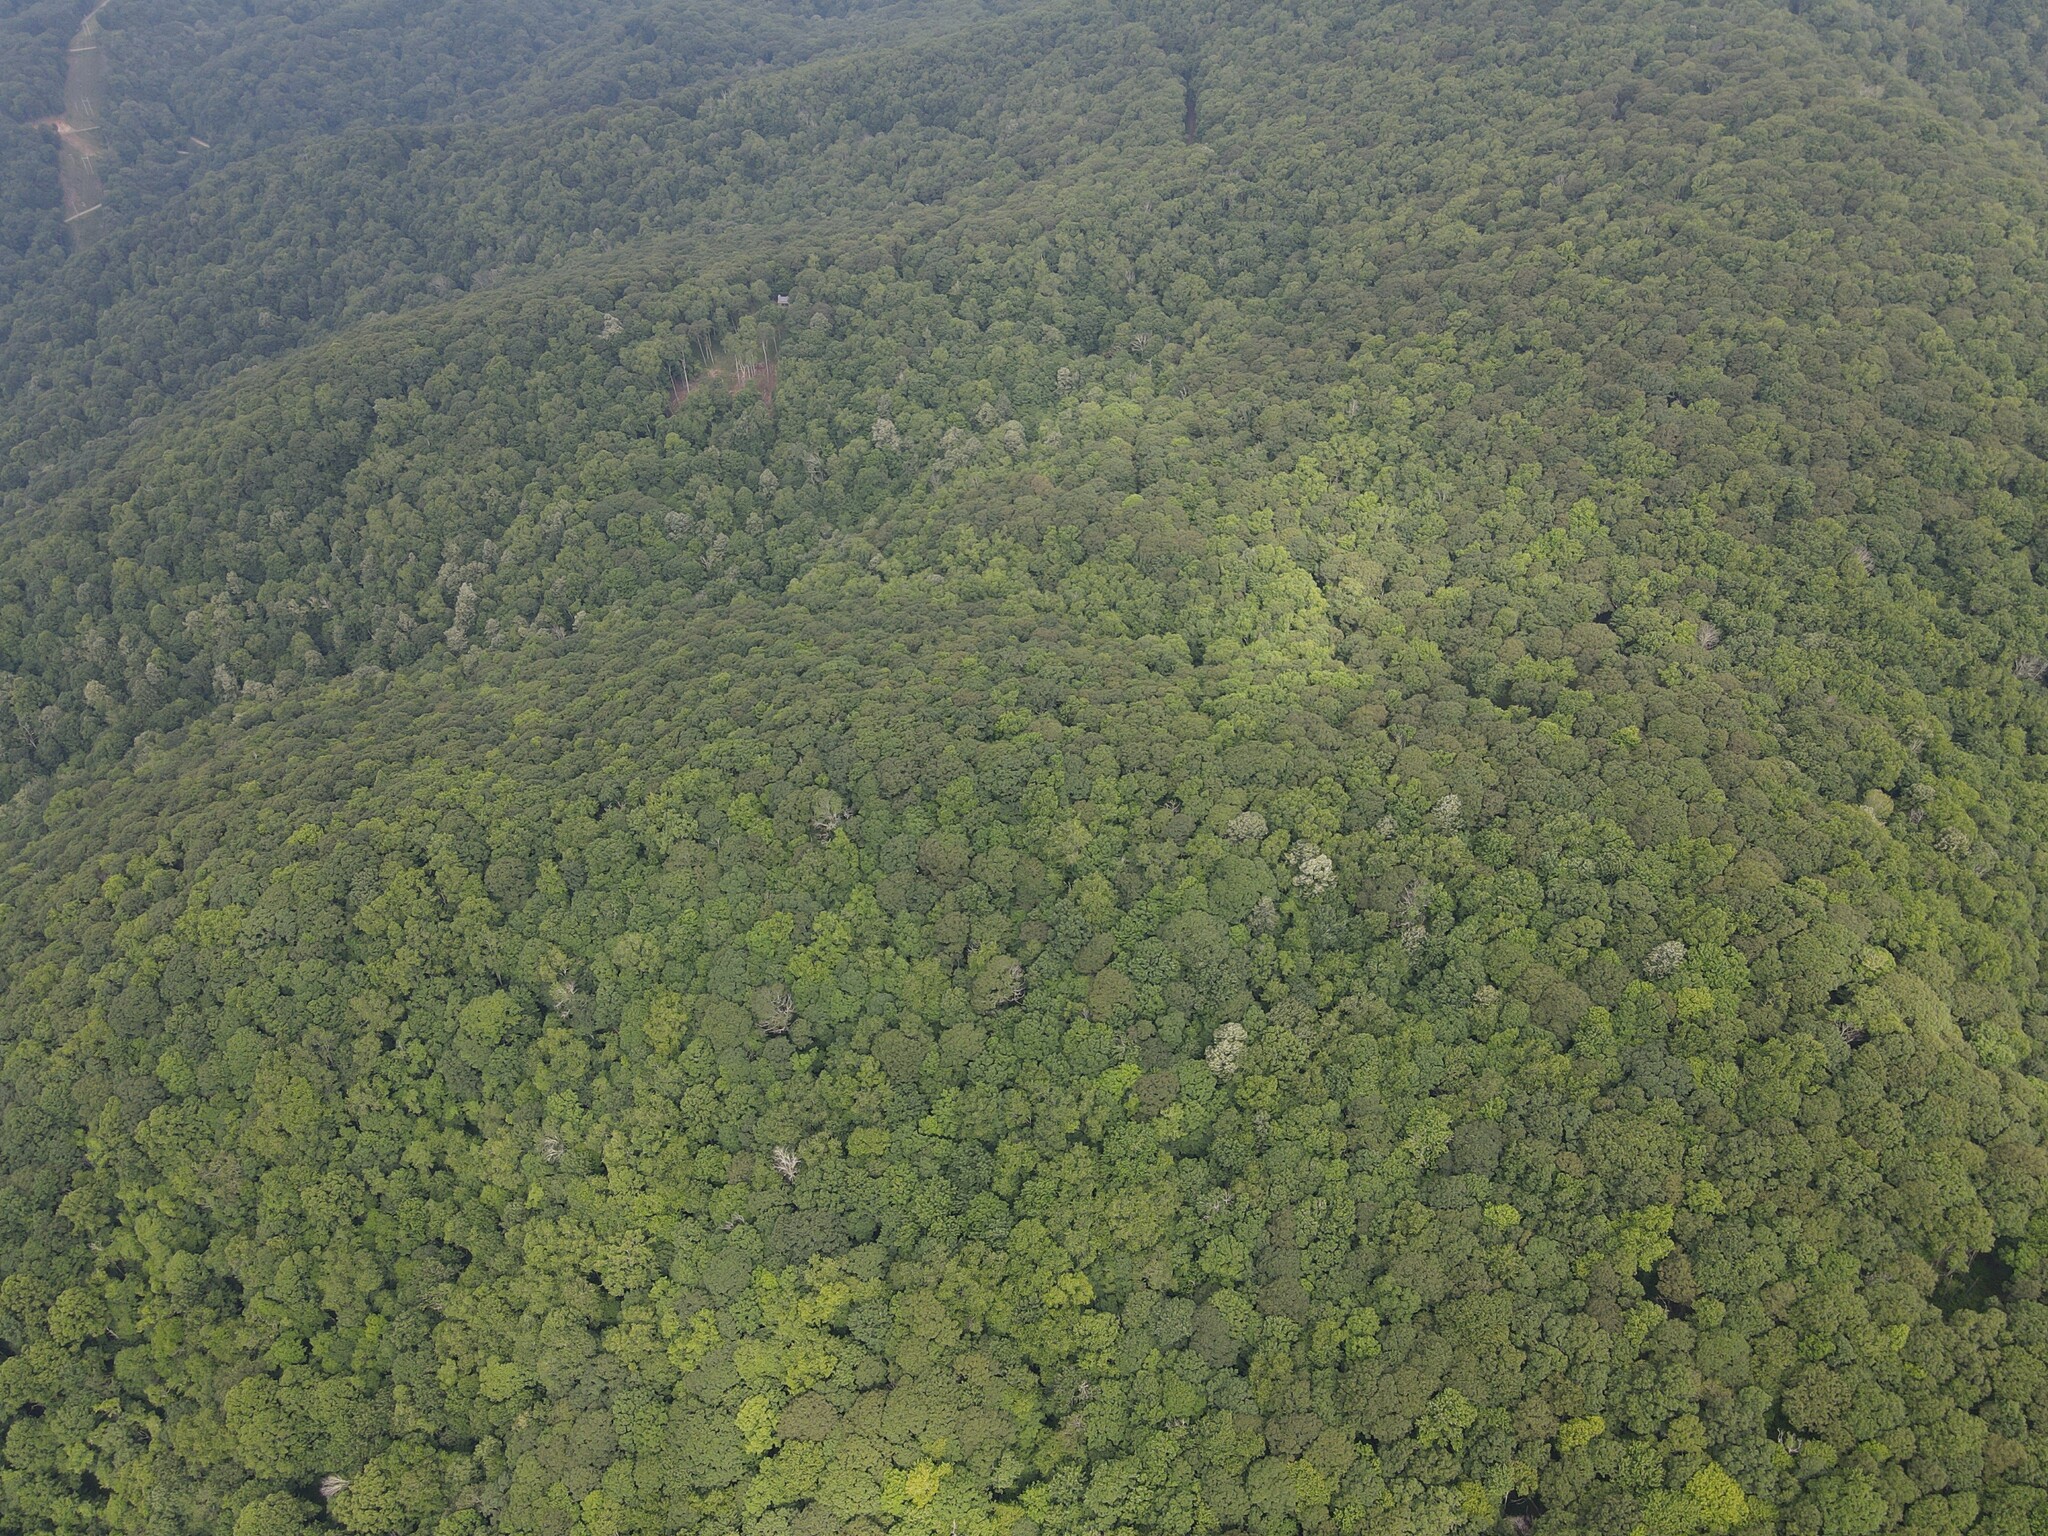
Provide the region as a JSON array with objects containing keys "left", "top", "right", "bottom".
[{"left": 35, "top": 1, "right": 111, "bottom": 238}]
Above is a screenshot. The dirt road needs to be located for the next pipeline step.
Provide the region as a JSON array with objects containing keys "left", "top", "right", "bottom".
[{"left": 39, "top": 1, "right": 112, "bottom": 239}]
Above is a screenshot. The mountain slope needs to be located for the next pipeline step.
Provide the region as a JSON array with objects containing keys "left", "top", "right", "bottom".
[{"left": 3, "top": 4, "right": 2048, "bottom": 1536}]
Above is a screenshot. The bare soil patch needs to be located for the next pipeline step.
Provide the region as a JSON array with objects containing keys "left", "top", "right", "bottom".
[
  {"left": 668, "top": 356, "right": 778, "bottom": 413},
  {"left": 42, "top": 1, "right": 112, "bottom": 235}
]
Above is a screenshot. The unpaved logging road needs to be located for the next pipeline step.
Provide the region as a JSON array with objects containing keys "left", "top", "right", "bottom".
[{"left": 37, "top": 1, "right": 111, "bottom": 236}]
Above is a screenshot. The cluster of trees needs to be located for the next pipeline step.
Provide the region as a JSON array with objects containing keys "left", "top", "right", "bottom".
[
  {"left": 0, "top": 0, "right": 985, "bottom": 311},
  {"left": 3, "top": 1, "right": 2048, "bottom": 1535},
  {"left": 86, "top": 0, "right": 984, "bottom": 166},
  {"left": 0, "top": 0, "right": 77, "bottom": 122},
  {"left": 0, "top": 0, "right": 82, "bottom": 296}
]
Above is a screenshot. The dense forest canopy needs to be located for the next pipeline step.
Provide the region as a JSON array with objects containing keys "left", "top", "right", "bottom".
[{"left": 4, "top": 2, "right": 2048, "bottom": 1535}]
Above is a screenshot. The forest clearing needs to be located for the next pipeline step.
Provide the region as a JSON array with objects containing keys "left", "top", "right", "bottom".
[{"left": 38, "top": 0, "right": 110, "bottom": 237}]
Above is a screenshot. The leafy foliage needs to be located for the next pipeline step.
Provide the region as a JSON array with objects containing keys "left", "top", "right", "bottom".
[{"left": 4, "top": 2, "right": 2048, "bottom": 1536}]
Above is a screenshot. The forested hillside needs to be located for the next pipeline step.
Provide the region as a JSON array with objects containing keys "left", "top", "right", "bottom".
[{"left": 4, "top": 3, "right": 2048, "bottom": 1535}]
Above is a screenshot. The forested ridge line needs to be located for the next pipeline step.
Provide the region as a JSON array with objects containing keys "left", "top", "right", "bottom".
[
  {"left": 4, "top": 3, "right": 2048, "bottom": 1536},
  {"left": 9, "top": 0, "right": 2048, "bottom": 804},
  {"left": 0, "top": 0, "right": 1000, "bottom": 340}
]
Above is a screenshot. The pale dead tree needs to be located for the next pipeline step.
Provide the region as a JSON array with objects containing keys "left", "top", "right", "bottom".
[
  {"left": 771, "top": 1146, "right": 800, "bottom": 1183},
  {"left": 810, "top": 789, "right": 850, "bottom": 838},
  {"left": 981, "top": 956, "right": 1026, "bottom": 1009},
  {"left": 1288, "top": 841, "right": 1336, "bottom": 896},
  {"left": 927, "top": 426, "right": 981, "bottom": 487},
  {"left": 1644, "top": 939, "right": 1687, "bottom": 978},
  {"left": 753, "top": 985, "right": 796, "bottom": 1037},
  {"left": 445, "top": 581, "right": 478, "bottom": 652},
  {"left": 1206, "top": 1020, "right": 1247, "bottom": 1078},
  {"left": 319, "top": 1476, "right": 351, "bottom": 1501},
  {"left": 540, "top": 1134, "right": 564, "bottom": 1164}
]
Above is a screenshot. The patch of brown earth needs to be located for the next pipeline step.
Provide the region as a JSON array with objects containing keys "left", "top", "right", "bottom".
[{"left": 668, "top": 358, "right": 777, "bottom": 413}]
